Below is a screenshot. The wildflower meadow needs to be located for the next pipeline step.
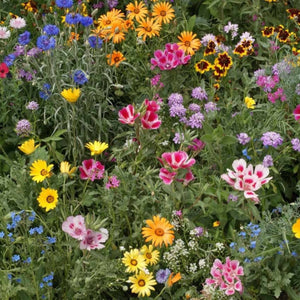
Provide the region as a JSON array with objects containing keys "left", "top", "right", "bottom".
[{"left": 1, "top": 0, "right": 300, "bottom": 299}]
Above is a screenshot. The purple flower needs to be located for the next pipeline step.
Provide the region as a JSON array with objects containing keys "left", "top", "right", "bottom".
[
  {"left": 18, "top": 31, "right": 31, "bottom": 45},
  {"left": 263, "top": 155, "right": 273, "bottom": 167},
  {"left": 291, "top": 138, "right": 300, "bottom": 152},
  {"left": 261, "top": 132, "right": 283, "bottom": 148},
  {"left": 191, "top": 87, "right": 207, "bottom": 101},
  {"left": 169, "top": 104, "right": 186, "bottom": 117},
  {"left": 105, "top": 175, "right": 120, "bottom": 189},
  {"left": 204, "top": 102, "right": 218, "bottom": 113},
  {"left": 14, "top": 45, "right": 25, "bottom": 57},
  {"left": 187, "top": 112, "right": 205, "bottom": 128},
  {"left": 26, "top": 101, "right": 39, "bottom": 110},
  {"left": 15, "top": 119, "right": 31, "bottom": 136},
  {"left": 173, "top": 132, "right": 184, "bottom": 144},
  {"left": 228, "top": 194, "right": 238, "bottom": 201},
  {"left": 188, "top": 103, "right": 201, "bottom": 112},
  {"left": 188, "top": 138, "right": 205, "bottom": 152},
  {"left": 27, "top": 47, "right": 43, "bottom": 57},
  {"left": 237, "top": 133, "right": 251, "bottom": 145},
  {"left": 168, "top": 93, "right": 183, "bottom": 106},
  {"left": 107, "top": 0, "right": 118, "bottom": 9},
  {"left": 156, "top": 269, "right": 171, "bottom": 284},
  {"left": 193, "top": 226, "right": 204, "bottom": 237}
]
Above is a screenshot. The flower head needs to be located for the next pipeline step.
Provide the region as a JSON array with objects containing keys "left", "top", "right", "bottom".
[
  {"left": 177, "top": 31, "right": 201, "bottom": 55},
  {"left": 140, "top": 245, "right": 160, "bottom": 266},
  {"left": 61, "top": 88, "right": 81, "bottom": 103},
  {"left": 142, "top": 215, "right": 174, "bottom": 247},
  {"left": 237, "top": 133, "right": 251, "bottom": 145},
  {"left": 80, "top": 228, "right": 109, "bottom": 250},
  {"left": 136, "top": 18, "right": 161, "bottom": 41},
  {"left": 36, "top": 35, "right": 56, "bottom": 51},
  {"left": 0, "top": 62, "right": 9, "bottom": 78},
  {"left": 126, "top": 1, "right": 148, "bottom": 22},
  {"left": 293, "top": 105, "right": 300, "bottom": 122},
  {"left": 73, "top": 70, "right": 88, "bottom": 85},
  {"left": 55, "top": 0, "right": 73, "bottom": 8},
  {"left": 292, "top": 218, "right": 300, "bottom": 238},
  {"left": 106, "top": 51, "right": 126, "bottom": 67},
  {"left": 10, "top": 17, "right": 26, "bottom": 29},
  {"left": 15, "top": 119, "right": 31, "bottom": 136},
  {"left": 79, "top": 159, "right": 105, "bottom": 181},
  {"left": 122, "top": 248, "right": 147, "bottom": 273},
  {"left": 62, "top": 215, "right": 87, "bottom": 240},
  {"left": 156, "top": 268, "right": 171, "bottom": 283},
  {"left": 0, "top": 26, "right": 11, "bottom": 39},
  {"left": 18, "top": 139, "right": 39, "bottom": 155},
  {"left": 30, "top": 160, "right": 53, "bottom": 182},
  {"left": 85, "top": 141, "right": 108, "bottom": 156},
  {"left": 60, "top": 161, "right": 76, "bottom": 176},
  {"left": 167, "top": 272, "right": 181, "bottom": 287},
  {"left": 118, "top": 104, "right": 140, "bottom": 125},
  {"left": 129, "top": 271, "right": 157, "bottom": 297},
  {"left": 37, "top": 188, "right": 58, "bottom": 212},
  {"left": 260, "top": 132, "right": 283, "bottom": 148},
  {"left": 26, "top": 101, "right": 39, "bottom": 111},
  {"left": 152, "top": 2, "right": 175, "bottom": 25},
  {"left": 245, "top": 96, "right": 255, "bottom": 109}
]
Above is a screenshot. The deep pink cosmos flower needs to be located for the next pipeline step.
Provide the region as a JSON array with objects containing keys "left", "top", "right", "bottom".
[
  {"left": 79, "top": 228, "right": 109, "bottom": 250},
  {"left": 221, "top": 158, "right": 272, "bottom": 203},
  {"left": 62, "top": 215, "right": 87, "bottom": 240},
  {"left": 160, "top": 151, "right": 196, "bottom": 170},
  {"left": 144, "top": 99, "right": 160, "bottom": 112},
  {"left": 141, "top": 111, "right": 161, "bottom": 129},
  {"left": 206, "top": 257, "right": 244, "bottom": 296},
  {"left": 159, "top": 168, "right": 177, "bottom": 185},
  {"left": 118, "top": 104, "right": 140, "bottom": 125},
  {"left": 79, "top": 159, "right": 105, "bottom": 181},
  {"left": 294, "top": 105, "right": 300, "bottom": 122}
]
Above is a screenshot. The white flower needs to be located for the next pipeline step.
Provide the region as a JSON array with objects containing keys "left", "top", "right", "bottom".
[
  {"left": 188, "top": 263, "right": 197, "bottom": 273},
  {"left": 215, "top": 242, "right": 225, "bottom": 251},
  {"left": 188, "top": 239, "right": 197, "bottom": 251},
  {"left": 0, "top": 26, "right": 11, "bottom": 39},
  {"left": 160, "top": 140, "right": 169, "bottom": 146},
  {"left": 198, "top": 259, "right": 206, "bottom": 269},
  {"left": 10, "top": 17, "right": 26, "bottom": 29}
]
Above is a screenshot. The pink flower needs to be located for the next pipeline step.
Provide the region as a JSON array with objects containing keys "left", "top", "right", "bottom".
[
  {"left": 105, "top": 175, "right": 120, "bottom": 189},
  {"left": 206, "top": 257, "right": 244, "bottom": 296},
  {"left": 141, "top": 111, "right": 161, "bottom": 129},
  {"left": 293, "top": 105, "right": 300, "bottom": 122},
  {"left": 221, "top": 158, "right": 272, "bottom": 203},
  {"left": 9, "top": 17, "right": 26, "bottom": 29},
  {"left": 161, "top": 151, "right": 196, "bottom": 170},
  {"left": 79, "top": 159, "right": 105, "bottom": 181},
  {"left": 159, "top": 168, "right": 177, "bottom": 184},
  {"left": 144, "top": 99, "right": 160, "bottom": 112},
  {"left": 188, "top": 138, "right": 205, "bottom": 152},
  {"left": 118, "top": 104, "right": 140, "bottom": 125},
  {"left": 79, "top": 228, "right": 109, "bottom": 250},
  {"left": 62, "top": 215, "right": 87, "bottom": 240}
]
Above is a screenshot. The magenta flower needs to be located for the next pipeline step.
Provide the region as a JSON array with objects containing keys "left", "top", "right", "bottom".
[
  {"left": 105, "top": 175, "right": 120, "bottom": 189},
  {"left": 221, "top": 158, "right": 272, "bottom": 203},
  {"left": 293, "top": 105, "right": 300, "bottom": 122},
  {"left": 206, "top": 257, "right": 244, "bottom": 296},
  {"left": 188, "top": 138, "right": 205, "bottom": 152},
  {"left": 79, "top": 159, "right": 105, "bottom": 181},
  {"left": 118, "top": 104, "right": 140, "bottom": 125},
  {"left": 141, "top": 111, "right": 161, "bottom": 129},
  {"left": 62, "top": 215, "right": 87, "bottom": 240},
  {"left": 160, "top": 151, "right": 196, "bottom": 170},
  {"left": 144, "top": 99, "right": 160, "bottom": 112},
  {"left": 79, "top": 228, "right": 109, "bottom": 250},
  {"left": 159, "top": 168, "right": 177, "bottom": 185}
]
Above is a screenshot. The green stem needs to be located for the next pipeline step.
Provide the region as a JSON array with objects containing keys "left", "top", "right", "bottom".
[{"left": 154, "top": 286, "right": 167, "bottom": 300}]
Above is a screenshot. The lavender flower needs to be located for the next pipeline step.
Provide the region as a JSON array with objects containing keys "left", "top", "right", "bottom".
[
  {"left": 169, "top": 104, "right": 186, "bottom": 117},
  {"left": 223, "top": 21, "right": 238, "bottom": 39},
  {"left": 15, "top": 119, "right": 31, "bottom": 136},
  {"left": 204, "top": 102, "right": 218, "bottom": 113},
  {"left": 156, "top": 268, "right": 171, "bottom": 284},
  {"left": 26, "top": 101, "right": 39, "bottom": 110},
  {"left": 237, "top": 133, "right": 251, "bottom": 145},
  {"left": 173, "top": 132, "right": 184, "bottom": 144},
  {"left": 272, "top": 60, "right": 291, "bottom": 76},
  {"left": 27, "top": 47, "right": 42, "bottom": 57},
  {"left": 263, "top": 155, "right": 273, "bottom": 167},
  {"left": 228, "top": 194, "right": 238, "bottom": 201},
  {"left": 291, "top": 138, "right": 300, "bottom": 152},
  {"left": 261, "top": 132, "right": 283, "bottom": 148},
  {"left": 191, "top": 87, "right": 208, "bottom": 101},
  {"left": 188, "top": 103, "right": 201, "bottom": 112},
  {"left": 168, "top": 93, "right": 183, "bottom": 106},
  {"left": 187, "top": 112, "right": 205, "bottom": 128}
]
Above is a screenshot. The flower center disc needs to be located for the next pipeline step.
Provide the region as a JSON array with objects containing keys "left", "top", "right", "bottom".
[
  {"left": 40, "top": 169, "right": 48, "bottom": 176},
  {"left": 155, "top": 228, "right": 164, "bottom": 236},
  {"left": 138, "top": 279, "right": 145, "bottom": 287},
  {"left": 160, "top": 11, "right": 166, "bottom": 16},
  {"left": 131, "top": 259, "right": 137, "bottom": 266},
  {"left": 146, "top": 253, "right": 152, "bottom": 259},
  {"left": 145, "top": 26, "right": 152, "bottom": 32},
  {"left": 184, "top": 41, "right": 191, "bottom": 47},
  {"left": 134, "top": 8, "right": 140, "bottom": 14},
  {"left": 46, "top": 196, "right": 54, "bottom": 203}
]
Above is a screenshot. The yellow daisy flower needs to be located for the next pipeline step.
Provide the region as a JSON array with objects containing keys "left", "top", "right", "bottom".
[
  {"left": 292, "top": 218, "right": 300, "bottom": 238},
  {"left": 60, "top": 161, "right": 76, "bottom": 176},
  {"left": 37, "top": 187, "right": 58, "bottom": 212},
  {"left": 18, "top": 139, "right": 39, "bottom": 155},
  {"left": 152, "top": 1, "right": 175, "bottom": 25},
  {"left": 213, "top": 221, "right": 220, "bottom": 227},
  {"left": 85, "top": 141, "right": 109, "bottom": 155},
  {"left": 140, "top": 245, "right": 160, "bottom": 266},
  {"left": 126, "top": 1, "right": 148, "bottom": 22},
  {"left": 136, "top": 17, "right": 161, "bottom": 41},
  {"left": 61, "top": 88, "right": 81, "bottom": 103},
  {"left": 129, "top": 271, "right": 157, "bottom": 297},
  {"left": 245, "top": 96, "right": 256, "bottom": 109},
  {"left": 122, "top": 249, "right": 147, "bottom": 273},
  {"left": 30, "top": 160, "right": 53, "bottom": 183}
]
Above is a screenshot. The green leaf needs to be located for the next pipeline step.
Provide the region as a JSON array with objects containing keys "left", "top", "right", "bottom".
[
  {"left": 187, "top": 15, "right": 196, "bottom": 31},
  {"left": 221, "top": 135, "right": 237, "bottom": 145},
  {"left": 201, "top": 134, "right": 214, "bottom": 143}
]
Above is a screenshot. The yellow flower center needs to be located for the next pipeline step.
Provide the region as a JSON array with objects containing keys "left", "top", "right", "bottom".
[
  {"left": 155, "top": 228, "right": 164, "bottom": 236},
  {"left": 138, "top": 279, "right": 145, "bottom": 287},
  {"left": 40, "top": 169, "right": 48, "bottom": 176},
  {"left": 146, "top": 253, "right": 152, "bottom": 259},
  {"left": 46, "top": 196, "right": 54, "bottom": 203},
  {"left": 130, "top": 259, "right": 137, "bottom": 266}
]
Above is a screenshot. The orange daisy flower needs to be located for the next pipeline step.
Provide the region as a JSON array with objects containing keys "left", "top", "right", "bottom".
[
  {"left": 108, "top": 20, "right": 126, "bottom": 43},
  {"left": 106, "top": 50, "right": 126, "bottom": 67},
  {"left": 68, "top": 32, "right": 79, "bottom": 43},
  {"left": 123, "top": 19, "right": 134, "bottom": 31},
  {"left": 152, "top": 2, "right": 175, "bottom": 25},
  {"left": 142, "top": 215, "right": 174, "bottom": 247},
  {"left": 177, "top": 31, "right": 201, "bottom": 55},
  {"left": 136, "top": 18, "right": 161, "bottom": 41},
  {"left": 126, "top": 1, "right": 148, "bottom": 22}
]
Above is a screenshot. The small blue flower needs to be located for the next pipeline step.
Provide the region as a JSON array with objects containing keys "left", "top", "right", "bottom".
[
  {"left": 39, "top": 83, "right": 51, "bottom": 100},
  {"left": 41, "top": 250, "right": 45, "bottom": 255},
  {"left": 40, "top": 282, "right": 44, "bottom": 288},
  {"left": 80, "top": 16, "right": 93, "bottom": 27},
  {"left": 18, "top": 31, "right": 31, "bottom": 45},
  {"left": 12, "top": 255, "right": 20, "bottom": 262},
  {"left": 29, "top": 228, "right": 36, "bottom": 235},
  {"left": 16, "top": 278, "right": 21, "bottom": 283},
  {"left": 55, "top": 0, "right": 73, "bottom": 8},
  {"left": 250, "top": 241, "right": 256, "bottom": 249},
  {"left": 238, "top": 231, "right": 246, "bottom": 238},
  {"left": 4, "top": 54, "right": 16, "bottom": 67},
  {"left": 46, "top": 236, "right": 56, "bottom": 244},
  {"left": 65, "top": 13, "right": 81, "bottom": 25},
  {"left": 28, "top": 211, "right": 36, "bottom": 222},
  {"left": 0, "top": 231, "right": 4, "bottom": 238},
  {"left": 8, "top": 274, "right": 12, "bottom": 280},
  {"left": 43, "top": 24, "right": 59, "bottom": 36},
  {"left": 24, "top": 257, "right": 32, "bottom": 263},
  {"left": 254, "top": 256, "right": 263, "bottom": 262},
  {"left": 244, "top": 258, "right": 251, "bottom": 263},
  {"left": 291, "top": 251, "right": 298, "bottom": 257},
  {"left": 47, "top": 282, "right": 53, "bottom": 287},
  {"left": 73, "top": 70, "right": 88, "bottom": 85},
  {"left": 7, "top": 223, "right": 12, "bottom": 230},
  {"left": 36, "top": 225, "right": 44, "bottom": 234},
  {"left": 36, "top": 35, "right": 56, "bottom": 51},
  {"left": 242, "top": 148, "right": 251, "bottom": 160},
  {"left": 238, "top": 247, "right": 245, "bottom": 253},
  {"left": 88, "top": 36, "right": 103, "bottom": 49},
  {"left": 229, "top": 242, "right": 236, "bottom": 249}
]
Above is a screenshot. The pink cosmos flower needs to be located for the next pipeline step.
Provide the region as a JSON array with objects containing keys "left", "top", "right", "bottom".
[
  {"left": 79, "top": 159, "right": 105, "bottom": 181},
  {"left": 221, "top": 158, "right": 272, "bottom": 203},
  {"left": 118, "top": 104, "right": 140, "bottom": 125},
  {"left": 62, "top": 215, "right": 87, "bottom": 240},
  {"left": 79, "top": 228, "right": 109, "bottom": 250},
  {"left": 9, "top": 17, "right": 26, "bottom": 29},
  {"left": 159, "top": 168, "right": 177, "bottom": 185},
  {"left": 144, "top": 99, "right": 160, "bottom": 112},
  {"left": 141, "top": 111, "right": 161, "bottom": 129},
  {"left": 0, "top": 26, "right": 11, "bottom": 39},
  {"left": 160, "top": 151, "right": 196, "bottom": 170},
  {"left": 206, "top": 257, "right": 244, "bottom": 296},
  {"left": 293, "top": 105, "right": 300, "bottom": 122}
]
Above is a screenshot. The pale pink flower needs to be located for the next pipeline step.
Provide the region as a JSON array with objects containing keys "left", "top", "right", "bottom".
[
  {"left": 118, "top": 104, "right": 140, "bottom": 125},
  {"left": 0, "top": 26, "right": 11, "bottom": 39},
  {"left": 10, "top": 17, "right": 26, "bottom": 29},
  {"left": 141, "top": 111, "right": 161, "bottom": 129},
  {"left": 62, "top": 215, "right": 87, "bottom": 240},
  {"left": 161, "top": 151, "right": 196, "bottom": 170},
  {"left": 79, "top": 159, "right": 105, "bottom": 181},
  {"left": 79, "top": 228, "right": 109, "bottom": 250}
]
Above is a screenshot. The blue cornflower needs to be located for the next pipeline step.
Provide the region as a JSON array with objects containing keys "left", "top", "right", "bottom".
[
  {"left": 250, "top": 241, "right": 256, "bottom": 249},
  {"left": 36, "top": 225, "right": 44, "bottom": 234},
  {"left": 65, "top": 13, "right": 81, "bottom": 25},
  {"left": 36, "top": 35, "right": 56, "bottom": 51},
  {"left": 28, "top": 211, "right": 36, "bottom": 222},
  {"left": 43, "top": 25, "right": 59, "bottom": 36},
  {"left": 55, "top": 0, "right": 73, "bottom": 8},
  {"left": 4, "top": 54, "right": 16, "bottom": 67},
  {"left": 18, "top": 31, "right": 31, "bottom": 45},
  {"left": 229, "top": 242, "right": 236, "bottom": 249},
  {"left": 88, "top": 36, "right": 103, "bottom": 49},
  {"left": 12, "top": 255, "right": 20, "bottom": 262},
  {"left": 46, "top": 236, "right": 56, "bottom": 244},
  {"left": 238, "top": 231, "right": 246, "bottom": 238},
  {"left": 73, "top": 70, "right": 88, "bottom": 85},
  {"left": 0, "top": 231, "right": 4, "bottom": 238},
  {"left": 242, "top": 148, "right": 251, "bottom": 160},
  {"left": 254, "top": 256, "right": 262, "bottom": 262},
  {"left": 79, "top": 16, "right": 93, "bottom": 27},
  {"left": 29, "top": 228, "right": 36, "bottom": 235},
  {"left": 39, "top": 83, "right": 51, "bottom": 100},
  {"left": 24, "top": 257, "right": 32, "bottom": 263},
  {"left": 244, "top": 258, "right": 251, "bottom": 263},
  {"left": 156, "top": 269, "right": 171, "bottom": 284},
  {"left": 238, "top": 247, "right": 246, "bottom": 253}
]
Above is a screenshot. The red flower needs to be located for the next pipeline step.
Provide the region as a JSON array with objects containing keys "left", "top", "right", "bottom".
[
  {"left": 118, "top": 104, "right": 140, "bottom": 125},
  {"left": 141, "top": 110, "right": 161, "bottom": 129},
  {"left": 0, "top": 63, "right": 9, "bottom": 78},
  {"left": 293, "top": 105, "right": 300, "bottom": 122}
]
